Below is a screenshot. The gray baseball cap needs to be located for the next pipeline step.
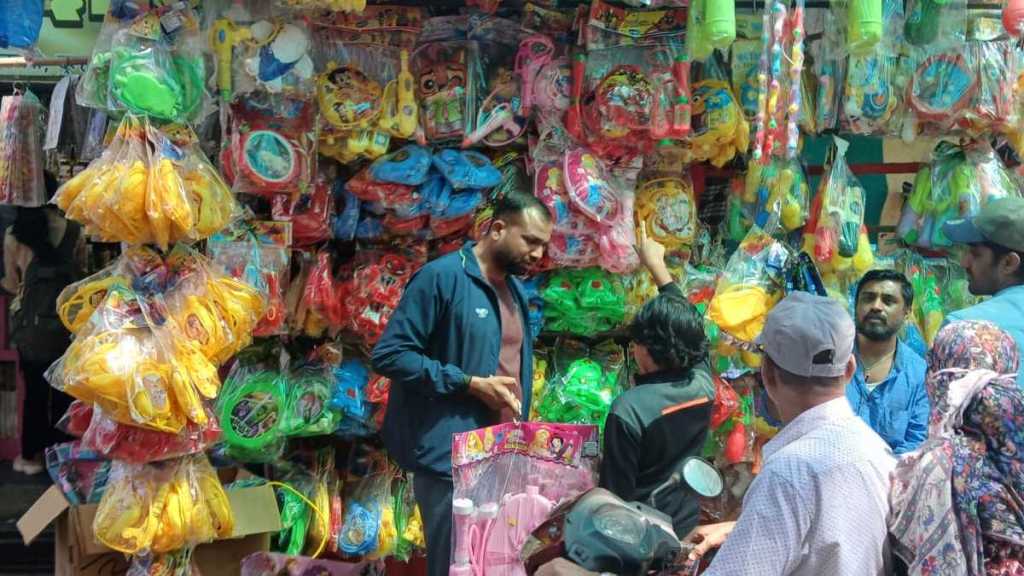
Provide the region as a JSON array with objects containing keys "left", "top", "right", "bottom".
[
  {"left": 756, "top": 292, "right": 855, "bottom": 378},
  {"left": 942, "top": 196, "right": 1024, "bottom": 252}
]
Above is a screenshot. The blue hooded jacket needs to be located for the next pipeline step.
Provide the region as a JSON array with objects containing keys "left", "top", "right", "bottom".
[{"left": 371, "top": 242, "right": 533, "bottom": 477}]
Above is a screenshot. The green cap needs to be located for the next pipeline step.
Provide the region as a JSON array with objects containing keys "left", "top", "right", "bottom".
[{"left": 942, "top": 196, "right": 1024, "bottom": 252}]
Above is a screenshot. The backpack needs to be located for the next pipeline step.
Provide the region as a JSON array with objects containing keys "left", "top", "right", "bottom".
[{"left": 11, "top": 224, "right": 80, "bottom": 363}]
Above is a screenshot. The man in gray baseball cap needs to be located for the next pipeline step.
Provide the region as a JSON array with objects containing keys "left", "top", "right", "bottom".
[
  {"left": 687, "top": 292, "right": 896, "bottom": 576},
  {"left": 942, "top": 196, "right": 1024, "bottom": 385}
]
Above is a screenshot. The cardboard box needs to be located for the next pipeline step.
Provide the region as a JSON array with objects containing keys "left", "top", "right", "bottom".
[{"left": 18, "top": 479, "right": 282, "bottom": 576}]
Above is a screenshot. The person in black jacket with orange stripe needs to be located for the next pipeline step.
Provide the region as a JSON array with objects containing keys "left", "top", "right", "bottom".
[{"left": 600, "top": 224, "right": 715, "bottom": 539}]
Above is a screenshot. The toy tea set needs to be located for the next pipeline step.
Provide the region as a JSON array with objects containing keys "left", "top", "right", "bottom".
[{"left": 450, "top": 421, "right": 600, "bottom": 576}]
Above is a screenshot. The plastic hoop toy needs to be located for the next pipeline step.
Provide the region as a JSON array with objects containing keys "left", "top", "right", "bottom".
[
  {"left": 844, "top": 55, "right": 898, "bottom": 128},
  {"left": 239, "top": 130, "right": 301, "bottom": 190},
  {"left": 220, "top": 371, "right": 284, "bottom": 453},
  {"left": 908, "top": 53, "right": 977, "bottom": 122}
]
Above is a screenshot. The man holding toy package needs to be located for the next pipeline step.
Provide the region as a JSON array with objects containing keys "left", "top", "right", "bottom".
[{"left": 373, "top": 190, "right": 553, "bottom": 576}]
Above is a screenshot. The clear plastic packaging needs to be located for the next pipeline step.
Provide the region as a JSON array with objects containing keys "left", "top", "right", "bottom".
[
  {"left": 708, "top": 227, "right": 788, "bottom": 343},
  {"left": 411, "top": 17, "right": 472, "bottom": 144},
  {"left": 92, "top": 455, "right": 233, "bottom": 555},
  {"left": 0, "top": 92, "right": 46, "bottom": 206},
  {"left": 52, "top": 115, "right": 238, "bottom": 248},
  {"left": 449, "top": 421, "right": 600, "bottom": 576},
  {"left": 61, "top": 401, "right": 221, "bottom": 464},
  {"left": 541, "top": 269, "right": 625, "bottom": 336},
  {"left": 575, "top": 0, "right": 690, "bottom": 164},
  {"left": 216, "top": 362, "right": 288, "bottom": 464},
  {"left": 222, "top": 96, "right": 317, "bottom": 197},
  {"left": 534, "top": 339, "right": 626, "bottom": 438}
]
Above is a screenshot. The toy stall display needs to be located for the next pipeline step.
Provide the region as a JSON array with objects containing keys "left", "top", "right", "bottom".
[
  {"left": 17, "top": 0, "right": 1024, "bottom": 572},
  {"left": 450, "top": 421, "right": 600, "bottom": 576}
]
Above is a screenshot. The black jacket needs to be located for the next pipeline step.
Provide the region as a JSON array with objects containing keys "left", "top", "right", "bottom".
[
  {"left": 599, "top": 285, "right": 715, "bottom": 538},
  {"left": 372, "top": 242, "right": 534, "bottom": 478}
]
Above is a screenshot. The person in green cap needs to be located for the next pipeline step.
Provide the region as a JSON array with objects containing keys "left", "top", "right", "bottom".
[{"left": 942, "top": 196, "right": 1024, "bottom": 385}]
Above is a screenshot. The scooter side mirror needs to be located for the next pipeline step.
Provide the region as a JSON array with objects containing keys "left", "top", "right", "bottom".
[{"left": 681, "top": 457, "right": 723, "bottom": 498}]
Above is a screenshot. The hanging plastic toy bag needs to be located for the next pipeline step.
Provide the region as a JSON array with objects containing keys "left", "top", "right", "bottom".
[
  {"left": 534, "top": 162, "right": 601, "bottom": 269},
  {"left": 77, "top": 4, "right": 211, "bottom": 124},
  {"left": 92, "top": 455, "right": 233, "bottom": 555},
  {"left": 461, "top": 17, "right": 527, "bottom": 149},
  {"left": 53, "top": 116, "right": 238, "bottom": 247},
  {"left": 575, "top": 0, "right": 690, "bottom": 165},
  {"left": 813, "top": 9, "right": 846, "bottom": 133},
  {"left": 412, "top": 17, "right": 472, "bottom": 144},
  {"left": 903, "top": 43, "right": 978, "bottom": 138},
  {"left": 216, "top": 363, "right": 287, "bottom": 464},
  {"left": 44, "top": 441, "right": 111, "bottom": 506},
  {"left": 744, "top": 158, "right": 809, "bottom": 234},
  {"left": 46, "top": 291, "right": 185, "bottom": 434},
  {"left": 960, "top": 39, "right": 1018, "bottom": 136},
  {"left": 562, "top": 148, "right": 638, "bottom": 273},
  {"left": 274, "top": 169, "right": 333, "bottom": 248},
  {"left": 841, "top": 0, "right": 905, "bottom": 136},
  {"left": 314, "top": 30, "right": 418, "bottom": 163},
  {"left": 690, "top": 77, "right": 750, "bottom": 167},
  {"left": 904, "top": 0, "right": 967, "bottom": 48},
  {"left": 542, "top": 268, "right": 626, "bottom": 336},
  {"left": 635, "top": 175, "right": 698, "bottom": 250},
  {"left": 708, "top": 228, "right": 788, "bottom": 343},
  {"left": 214, "top": 8, "right": 316, "bottom": 102},
  {"left": 281, "top": 364, "right": 339, "bottom": 438},
  {"left": 331, "top": 358, "right": 377, "bottom": 438},
  {"left": 809, "top": 137, "right": 866, "bottom": 265},
  {"left": 535, "top": 339, "right": 626, "bottom": 437},
  {"left": 343, "top": 248, "right": 425, "bottom": 346},
  {"left": 208, "top": 230, "right": 291, "bottom": 338},
  {"left": 0, "top": 92, "right": 46, "bottom": 206},
  {"left": 450, "top": 421, "right": 600, "bottom": 576},
  {"left": 69, "top": 401, "right": 220, "bottom": 464},
  {"left": 223, "top": 96, "right": 317, "bottom": 196}
]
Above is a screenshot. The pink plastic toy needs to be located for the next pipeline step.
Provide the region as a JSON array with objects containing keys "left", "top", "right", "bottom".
[
  {"left": 450, "top": 422, "right": 599, "bottom": 576},
  {"left": 562, "top": 149, "right": 637, "bottom": 273}
]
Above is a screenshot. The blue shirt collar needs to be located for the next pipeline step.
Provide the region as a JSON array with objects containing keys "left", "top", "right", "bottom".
[{"left": 853, "top": 339, "right": 913, "bottom": 390}]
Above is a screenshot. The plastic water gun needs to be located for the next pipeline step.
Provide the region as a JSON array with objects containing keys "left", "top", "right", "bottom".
[{"left": 211, "top": 18, "right": 253, "bottom": 101}]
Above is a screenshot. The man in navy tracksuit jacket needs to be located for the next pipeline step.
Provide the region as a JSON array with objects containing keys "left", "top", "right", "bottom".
[{"left": 372, "top": 191, "right": 553, "bottom": 576}]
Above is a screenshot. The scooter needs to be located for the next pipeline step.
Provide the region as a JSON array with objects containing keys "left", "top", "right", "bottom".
[{"left": 522, "top": 457, "right": 723, "bottom": 576}]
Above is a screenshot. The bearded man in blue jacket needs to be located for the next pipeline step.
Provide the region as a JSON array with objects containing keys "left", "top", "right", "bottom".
[{"left": 372, "top": 190, "right": 553, "bottom": 576}]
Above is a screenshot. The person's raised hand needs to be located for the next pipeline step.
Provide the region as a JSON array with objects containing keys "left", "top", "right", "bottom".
[
  {"left": 468, "top": 375, "right": 521, "bottom": 415},
  {"left": 635, "top": 221, "right": 672, "bottom": 287},
  {"left": 685, "top": 521, "right": 736, "bottom": 560}
]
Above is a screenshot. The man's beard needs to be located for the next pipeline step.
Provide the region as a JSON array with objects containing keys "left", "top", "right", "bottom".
[
  {"left": 494, "top": 247, "right": 528, "bottom": 276},
  {"left": 858, "top": 317, "right": 899, "bottom": 342}
]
